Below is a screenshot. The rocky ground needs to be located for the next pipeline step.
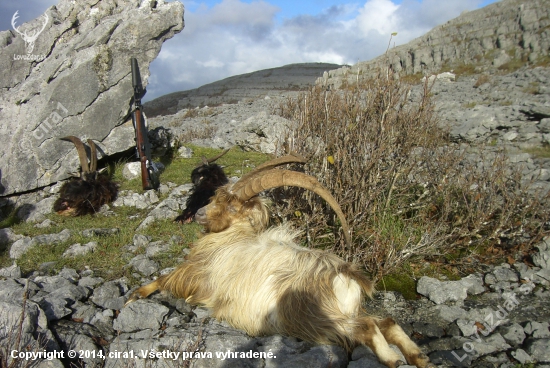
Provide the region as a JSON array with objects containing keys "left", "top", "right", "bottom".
[
  {"left": 1, "top": 65, "right": 550, "bottom": 368},
  {"left": 1, "top": 232, "right": 549, "bottom": 368}
]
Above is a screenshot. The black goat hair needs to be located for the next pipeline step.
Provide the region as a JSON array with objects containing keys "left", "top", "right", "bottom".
[
  {"left": 175, "top": 151, "right": 229, "bottom": 223},
  {"left": 53, "top": 136, "right": 118, "bottom": 216}
]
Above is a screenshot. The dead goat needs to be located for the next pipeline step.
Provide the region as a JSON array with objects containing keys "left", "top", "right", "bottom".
[
  {"left": 53, "top": 136, "right": 118, "bottom": 216},
  {"left": 174, "top": 149, "right": 229, "bottom": 223},
  {"left": 127, "top": 154, "right": 432, "bottom": 368}
]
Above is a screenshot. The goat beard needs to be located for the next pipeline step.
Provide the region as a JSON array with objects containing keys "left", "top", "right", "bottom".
[
  {"left": 175, "top": 185, "right": 219, "bottom": 223},
  {"left": 53, "top": 176, "right": 118, "bottom": 216}
]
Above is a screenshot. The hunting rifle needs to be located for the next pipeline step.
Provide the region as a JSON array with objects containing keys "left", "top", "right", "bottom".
[{"left": 131, "top": 58, "right": 159, "bottom": 190}]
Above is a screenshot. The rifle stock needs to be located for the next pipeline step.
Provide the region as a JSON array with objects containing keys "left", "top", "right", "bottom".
[{"left": 131, "top": 58, "right": 159, "bottom": 190}]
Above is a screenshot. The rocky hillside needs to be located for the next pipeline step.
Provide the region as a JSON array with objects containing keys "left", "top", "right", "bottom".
[
  {"left": 320, "top": 0, "right": 550, "bottom": 88},
  {"left": 143, "top": 62, "right": 342, "bottom": 117}
]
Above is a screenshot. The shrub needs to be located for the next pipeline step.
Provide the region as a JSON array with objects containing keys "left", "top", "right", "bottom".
[{"left": 276, "top": 68, "right": 548, "bottom": 279}]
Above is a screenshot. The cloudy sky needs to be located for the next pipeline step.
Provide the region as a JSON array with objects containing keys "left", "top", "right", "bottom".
[{"left": 1, "top": 0, "right": 498, "bottom": 102}]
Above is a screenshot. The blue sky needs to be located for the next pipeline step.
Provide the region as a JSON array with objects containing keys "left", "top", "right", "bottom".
[
  {"left": 1, "top": 0, "right": 499, "bottom": 101},
  {"left": 186, "top": 0, "right": 498, "bottom": 22}
]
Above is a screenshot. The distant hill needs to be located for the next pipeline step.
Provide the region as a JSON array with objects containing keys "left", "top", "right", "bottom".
[{"left": 143, "top": 63, "right": 342, "bottom": 117}]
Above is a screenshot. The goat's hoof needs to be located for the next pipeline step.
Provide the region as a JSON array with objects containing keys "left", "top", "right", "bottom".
[
  {"left": 381, "top": 357, "right": 406, "bottom": 368},
  {"left": 408, "top": 353, "right": 432, "bottom": 368},
  {"left": 379, "top": 358, "right": 401, "bottom": 368},
  {"left": 124, "top": 292, "right": 141, "bottom": 306}
]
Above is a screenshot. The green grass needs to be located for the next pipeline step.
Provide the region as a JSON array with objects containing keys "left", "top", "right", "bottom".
[
  {"left": 400, "top": 72, "right": 424, "bottom": 84},
  {"left": 157, "top": 145, "right": 270, "bottom": 185},
  {"left": 0, "top": 146, "right": 270, "bottom": 284},
  {"left": 375, "top": 212, "right": 417, "bottom": 248},
  {"left": 533, "top": 55, "right": 550, "bottom": 67},
  {"left": 108, "top": 144, "right": 271, "bottom": 193},
  {"left": 376, "top": 257, "right": 464, "bottom": 300},
  {"left": 439, "top": 60, "right": 478, "bottom": 77},
  {"left": 0, "top": 200, "right": 200, "bottom": 281},
  {"left": 497, "top": 58, "right": 527, "bottom": 73},
  {"left": 523, "top": 145, "right": 550, "bottom": 158},
  {"left": 462, "top": 101, "right": 477, "bottom": 109},
  {"left": 523, "top": 82, "right": 541, "bottom": 95},
  {"left": 378, "top": 270, "right": 419, "bottom": 300}
]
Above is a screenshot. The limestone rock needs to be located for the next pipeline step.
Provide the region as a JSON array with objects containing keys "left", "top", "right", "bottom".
[
  {"left": 62, "top": 241, "right": 98, "bottom": 258},
  {"left": 113, "top": 299, "right": 169, "bottom": 332},
  {"left": 9, "top": 229, "right": 71, "bottom": 259},
  {"left": 122, "top": 161, "right": 165, "bottom": 180},
  {"left": 417, "top": 275, "right": 484, "bottom": 305},
  {"left": 0, "top": 228, "right": 23, "bottom": 245}
]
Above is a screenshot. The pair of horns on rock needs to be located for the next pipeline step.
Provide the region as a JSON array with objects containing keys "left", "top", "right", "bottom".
[
  {"left": 230, "top": 153, "right": 352, "bottom": 246},
  {"left": 61, "top": 136, "right": 99, "bottom": 176}
]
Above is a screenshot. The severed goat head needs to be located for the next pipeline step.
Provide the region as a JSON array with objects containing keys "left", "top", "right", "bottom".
[
  {"left": 174, "top": 149, "right": 230, "bottom": 224},
  {"left": 53, "top": 136, "right": 118, "bottom": 216}
]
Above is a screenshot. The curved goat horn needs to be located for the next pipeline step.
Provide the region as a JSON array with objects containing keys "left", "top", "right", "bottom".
[
  {"left": 206, "top": 148, "right": 230, "bottom": 164},
  {"left": 61, "top": 136, "right": 89, "bottom": 173},
  {"left": 197, "top": 148, "right": 231, "bottom": 168},
  {"left": 234, "top": 169, "right": 351, "bottom": 247},
  {"left": 87, "top": 139, "right": 98, "bottom": 172},
  {"left": 231, "top": 153, "right": 307, "bottom": 193}
]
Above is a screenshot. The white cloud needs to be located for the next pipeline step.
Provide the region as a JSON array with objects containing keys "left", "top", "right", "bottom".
[
  {"left": 198, "top": 59, "right": 225, "bottom": 68},
  {"left": 395, "top": 0, "right": 482, "bottom": 35},
  {"left": 355, "top": 0, "right": 400, "bottom": 36}
]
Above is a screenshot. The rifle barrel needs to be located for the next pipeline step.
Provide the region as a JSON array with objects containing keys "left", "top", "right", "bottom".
[{"left": 131, "top": 58, "right": 142, "bottom": 89}]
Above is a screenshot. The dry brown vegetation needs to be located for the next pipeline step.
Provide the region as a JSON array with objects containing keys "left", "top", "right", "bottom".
[
  {"left": 176, "top": 125, "right": 217, "bottom": 143},
  {"left": 0, "top": 282, "right": 37, "bottom": 368},
  {"left": 473, "top": 74, "right": 491, "bottom": 88},
  {"left": 275, "top": 68, "right": 549, "bottom": 279}
]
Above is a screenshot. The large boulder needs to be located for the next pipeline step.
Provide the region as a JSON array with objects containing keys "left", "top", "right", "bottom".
[{"left": 0, "top": 0, "right": 184, "bottom": 196}]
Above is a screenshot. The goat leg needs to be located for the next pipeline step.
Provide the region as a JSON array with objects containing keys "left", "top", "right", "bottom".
[
  {"left": 354, "top": 316, "right": 405, "bottom": 368},
  {"left": 126, "top": 262, "right": 208, "bottom": 306},
  {"left": 376, "top": 317, "right": 433, "bottom": 368},
  {"left": 125, "top": 279, "right": 163, "bottom": 306}
]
